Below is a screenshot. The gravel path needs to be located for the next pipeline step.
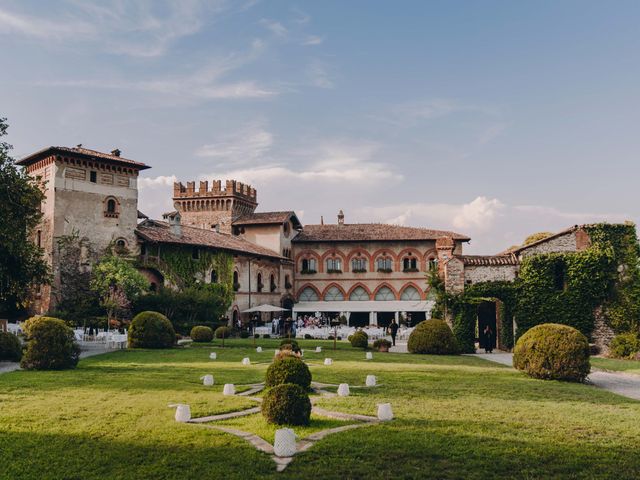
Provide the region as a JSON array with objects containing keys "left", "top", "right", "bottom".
[{"left": 470, "top": 352, "right": 640, "bottom": 401}]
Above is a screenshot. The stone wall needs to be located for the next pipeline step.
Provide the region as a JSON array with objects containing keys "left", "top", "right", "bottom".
[{"left": 465, "top": 265, "right": 519, "bottom": 284}]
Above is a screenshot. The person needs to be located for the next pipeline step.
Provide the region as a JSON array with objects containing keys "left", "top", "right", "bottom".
[
  {"left": 483, "top": 325, "right": 494, "bottom": 353},
  {"left": 388, "top": 319, "right": 399, "bottom": 346}
]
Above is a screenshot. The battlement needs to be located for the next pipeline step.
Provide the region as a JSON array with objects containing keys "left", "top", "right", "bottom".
[{"left": 173, "top": 179, "right": 257, "bottom": 203}]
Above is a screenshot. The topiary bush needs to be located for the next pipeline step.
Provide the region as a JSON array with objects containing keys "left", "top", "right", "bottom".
[
  {"left": 349, "top": 330, "right": 369, "bottom": 349},
  {"left": 239, "top": 331, "right": 250, "bottom": 339},
  {"left": 408, "top": 320, "right": 459, "bottom": 354},
  {"left": 280, "top": 339, "right": 300, "bottom": 353},
  {"left": 215, "top": 326, "right": 231, "bottom": 339},
  {"left": 190, "top": 325, "right": 213, "bottom": 343},
  {"left": 266, "top": 356, "right": 312, "bottom": 389},
  {"left": 0, "top": 332, "right": 22, "bottom": 362},
  {"left": 20, "top": 316, "right": 80, "bottom": 370},
  {"left": 261, "top": 383, "right": 312, "bottom": 426},
  {"left": 128, "top": 311, "right": 175, "bottom": 349},
  {"left": 513, "top": 323, "right": 590, "bottom": 382},
  {"left": 608, "top": 332, "right": 640, "bottom": 360},
  {"left": 373, "top": 338, "right": 392, "bottom": 352}
]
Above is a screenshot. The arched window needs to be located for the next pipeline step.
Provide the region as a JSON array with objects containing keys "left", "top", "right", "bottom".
[
  {"left": 349, "top": 286, "right": 369, "bottom": 301},
  {"left": 403, "top": 257, "right": 418, "bottom": 271},
  {"left": 270, "top": 274, "right": 276, "bottom": 292},
  {"left": 351, "top": 257, "right": 367, "bottom": 272},
  {"left": 104, "top": 197, "right": 119, "bottom": 218},
  {"left": 285, "top": 275, "right": 292, "bottom": 289},
  {"left": 301, "top": 258, "right": 317, "bottom": 273},
  {"left": 233, "top": 271, "right": 240, "bottom": 291},
  {"left": 400, "top": 286, "right": 421, "bottom": 301},
  {"left": 299, "top": 287, "right": 319, "bottom": 302},
  {"left": 107, "top": 199, "right": 116, "bottom": 213},
  {"left": 257, "top": 273, "right": 263, "bottom": 292},
  {"left": 428, "top": 257, "right": 438, "bottom": 270},
  {"left": 211, "top": 270, "right": 218, "bottom": 284},
  {"left": 376, "top": 256, "right": 392, "bottom": 272},
  {"left": 324, "top": 286, "right": 344, "bottom": 301},
  {"left": 326, "top": 258, "right": 342, "bottom": 272},
  {"left": 375, "top": 286, "right": 395, "bottom": 301}
]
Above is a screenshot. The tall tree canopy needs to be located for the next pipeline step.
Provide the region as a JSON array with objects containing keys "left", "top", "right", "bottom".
[{"left": 0, "top": 118, "right": 50, "bottom": 315}]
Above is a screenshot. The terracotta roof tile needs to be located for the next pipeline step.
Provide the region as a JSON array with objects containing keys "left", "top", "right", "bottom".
[
  {"left": 135, "top": 220, "right": 287, "bottom": 260},
  {"left": 17, "top": 146, "right": 150, "bottom": 170},
  {"left": 233, "top": 211, "right": 301, "bottom": 228},
  {"left": 293, "top": 223, "right": 470, "bottom": 243},
  {"left": 457, "top": 254, "right": 519, "bottom": 266}
]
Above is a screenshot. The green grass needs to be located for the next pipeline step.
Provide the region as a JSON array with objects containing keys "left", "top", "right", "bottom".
[
  {"left": 1, "top": 339, "right": 640, "bottom": 479},
  {"left": 591, "top": 356, "right": 640, "bottom": 374}
]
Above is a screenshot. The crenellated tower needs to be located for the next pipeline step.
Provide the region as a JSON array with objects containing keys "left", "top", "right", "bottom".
[{"left": 172, "top": 179, "right": 258, "bottom": 233}]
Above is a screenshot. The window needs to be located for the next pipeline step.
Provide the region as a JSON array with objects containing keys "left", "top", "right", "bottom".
[
  {"left": 299, "top": 287, "right": 319, "bottom": 302},
  {"left": 192, "top": 247, "right": 199, "bottom": 260},
  {"left": 349, "top": 286, "right": 369, "bottom": 301},
  {"left": 115, "top": 239, "right": 127, "bottom": 251},
  {"left": 284, "top": 275, "right": 292, "bottom": 289},
  {"left": 36, "top": 230, "right": 41, "bottom": 248},
  {"left": 140, "top": 243, "right": 147, "bottom": 256},
  {"left": 351, "top": 257, "right": 367, "bottom": 272},
  {"left": 400, "top": 286, "right": 421, "bottom": 301},
  {"left": 375, "top": 286, "right": 395, "bottom": 301},
  {"left": 270, "top": 274, "right": 276, "bottom": 292},
  {"left": 376, "top": 256, "right": 392, "bottom": 272},
  {"left": 90, "top": 171, "right": 97, "bottom": 183},
  {"left": 233, "top": 271, "right": 240, "bottom": 291},
  {"left": 301, "top": 258, "right": 317, "bottom": 273},
  {"left": 283, "top": 221, "right": 291, "bottom": 238},
  {"left": 257, "top": 273, "right": 264, "bottom": 292},
  {"left": 324, "top": 286, "right": 344, "bottom": 301},
  {"left": 403, "top": 257, "right": 418, "bottom": 272},
  {"left": 211, "top": 270, "right": 218, "bottom": 283},
  {"left": 428, "top": 258, "right": 438, "bottom": 270},
  {"left": 326, "top": 258, "right": 342, "bottom": 273},
  {"left": 104, "top": 198, "right": 118, "bottom": 218}
]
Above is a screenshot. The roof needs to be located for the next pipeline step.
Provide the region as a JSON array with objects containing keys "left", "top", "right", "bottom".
[
  {"left": 292, "top": 223, "right": 470, "bottom": 243},
  {"left": 233, "top": 211, "right": 302, "bottom": 229},
  {"left": 16, "top": 146, "right": 150, "bottom": 170},
  {"left": 456, "top": 254, "right": 519, "bottom": 266},
  {"left": 135, "top": 220, "right": 287, "bottom": 260},
  {"left": 509, "top": 225, "right": 581, "bottom": 254}
]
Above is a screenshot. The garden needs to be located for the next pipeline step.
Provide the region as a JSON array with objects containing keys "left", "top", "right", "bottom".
[{"left": 2, "top": 332, "right": 640, "bottom": 479}]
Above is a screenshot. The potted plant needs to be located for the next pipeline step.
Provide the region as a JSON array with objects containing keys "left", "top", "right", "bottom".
[{"left": 373, "top": 338, "right": 392, "bottom": 352}]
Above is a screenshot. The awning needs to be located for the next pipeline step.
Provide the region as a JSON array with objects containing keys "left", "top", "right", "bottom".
[
  {"left": 292, "top": 300, "right": 434, "bottom": 313},
  {"left": 242, "top": 304, "right": 287, "bottom": 313}
]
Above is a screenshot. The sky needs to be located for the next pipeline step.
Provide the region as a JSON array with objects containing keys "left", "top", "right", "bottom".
[{"left": 1, "top": 0, "right": 639, "bottom": 254}]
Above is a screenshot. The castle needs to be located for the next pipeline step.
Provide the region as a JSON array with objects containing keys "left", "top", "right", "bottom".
[{"left": 17, "top": 146, "right": 624, "bottom": 350}]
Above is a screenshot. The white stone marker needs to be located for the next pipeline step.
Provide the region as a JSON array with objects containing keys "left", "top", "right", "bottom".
[
  {"left": 337, "top": 383, "right": 350, "bottom": 397},
  {"left": 242, "top": 357, "right": 251, "bottom": 365},
  {"left": 223, "top": 384, "right": 235, "bottom": 396},
  {"left": 201, "top": 374, "right": 214, "bottom": 386},
  {"left": 209, "top": 352, "right": 217, "bottom": 360},
  {"left": 366, "top": 352, "right": 373, "bottom": 360},
  {"left": 274, "top": 349, "right": 280, "bottom": 356},
  {"left": 169, "top": 404, "right": 191, "bottom": 422},
  {"left": 256, "top": 346, "right": 262, "bottom": 353},
  {"left": 366, "top": 375, "right": 377, "bottom": 387},
  {"left": 315, "top": 346, "right": 322, "bottom": 353},
  {"left": 377, "top": 403, "right": 393, "bottom": 421},
  {"left": 324, "top": 358, "right": 333, "bottom": 366},
  {"left": 274, "top": 428, "right": 297, "bottom": 457}
]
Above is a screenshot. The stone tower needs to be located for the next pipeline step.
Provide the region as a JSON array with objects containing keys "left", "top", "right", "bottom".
[
  {"left": 172, "top": 180, "right": 258, "bottom": 234},
  {"left": 16, "top": 146, "right": 150, "bottom": 314}
]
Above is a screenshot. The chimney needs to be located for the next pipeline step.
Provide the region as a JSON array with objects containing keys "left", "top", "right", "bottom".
[
  {"left": 320, "top": 215, "right": 324, "bottom": 225},
  {"left": 337, "top": 210, "right": 344, "bottom": 226},
  {"left": 111, "top": 148, "right": 121, "bottom": 157},
  {"left": 169, "top": 212, "right": 182, "bottom": 237}
]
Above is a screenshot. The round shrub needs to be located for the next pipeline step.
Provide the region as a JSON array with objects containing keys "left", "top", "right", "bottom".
[
  {"left": 280, "top": 339, "right": 300, "bottom": 353},
  {"left": 261, "top": 383, "right": 311, "bottom": 426},
  {"left": 0, "top": 332, "right": 22, "bottom": 362},
  {"left": 263, "top": 334, "right": 271, "bottom": 339},
  {"left": 215, "top": 326, "right": 231, "bottom": 339},
  {"left": 408, "top": 320, "right": 459, "bottom": 354},
  {"left": 513, "top": 323, "right": 590, "bottom": 382},
  {"left": 373, "top": 338, "right": 392, "bottom": 352},
  {"left": 349, "top": 330, "right": 369, "bottom": 349},
  {"left": 608, "top": 333, "right": 640, "bottom": 360},
  {"left": 128, "top": 311, "right": 175, "bottom": 349},
  {"left": 266, "top": 356, "right": 312, "bottom": 389},
  {"left": 190, "top": 326, "right": 213, "bottom": 343},
  {"left": 304, "top": 333, "right": 313, "bottom": 339},
  {"left": 239, "top": 331, "right": 250, "bottom": 339},
  {"left": 275, "top": 349, "right": 300, "bottom": 360},
  {"left": 20, "top": 316, "right": 80, "bottom": 370}
]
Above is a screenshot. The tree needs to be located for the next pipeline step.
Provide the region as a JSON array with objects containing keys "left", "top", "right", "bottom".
[
  {"left": 523, "top": 232, "right": 554, "bottom": 246},
  {"left": 0, "top": 117, "right": 50, "bottom": 315},
  {"left": 90, "top": 255, "right": 148, "bottom": 326}
]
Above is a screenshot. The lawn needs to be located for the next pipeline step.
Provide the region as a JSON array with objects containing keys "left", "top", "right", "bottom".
[
  {"left": 1, "top": 339, "right": 640, "bottom": 479},
  {"left": 591, "top": 356, "right": 640, "bottom": 375}
]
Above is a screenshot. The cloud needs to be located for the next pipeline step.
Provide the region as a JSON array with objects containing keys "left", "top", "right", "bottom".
[
  {"left": 195, "top": 125, "right": 274, "bottom": 163},
  {"left": 302, "top": 35, "right": 324, "bottom": 46},
  {"left": 138, "top": 175, "right": 178, "bottom": 188},
  {"left": 259, "top": 18, "right": 288, "bottom": 37},
  {"left": 306, "top": 60, "right": 334, "bottom": 88}
]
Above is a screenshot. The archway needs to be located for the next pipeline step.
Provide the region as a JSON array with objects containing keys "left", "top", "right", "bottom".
[{"left": 477, "top": 301, "right": 497, "bottom": 351}]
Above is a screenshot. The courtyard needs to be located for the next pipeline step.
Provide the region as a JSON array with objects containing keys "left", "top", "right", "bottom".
[{"left": 1, "top": 339, "right": 640, "bottom": 479}]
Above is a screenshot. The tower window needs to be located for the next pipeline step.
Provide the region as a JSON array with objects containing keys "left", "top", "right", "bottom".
[
  {"left": 90, "top": 171, "right": 97, "bottom": 183},
  {"left": 104, "top": 197, "right": 119, "bottom": 218}
]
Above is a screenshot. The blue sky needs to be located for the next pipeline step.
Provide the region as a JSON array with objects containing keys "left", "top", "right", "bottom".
[{"left": 2, "top": 0, "right": 639, "bottom": 253}]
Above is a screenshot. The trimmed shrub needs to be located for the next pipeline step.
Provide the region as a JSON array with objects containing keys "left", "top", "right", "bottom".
[
  {"left": 373, "top": 338, "right": 392, "bottom": 352},
  {"left": 266, "top": 356, "right": 312, "bottom": 389},
  {"left": 215, "top": 326, "right": 231, "bottom": 339},
  {"left": 21, "top": 316, "right": 80, "bottom": 370},
  {"left": 261, "top": 383, "right": 311, "bottom": 426},
  {"left": 280, "top": 339, "right": 300, "bottom": 353},
  {"left": 239, "top": 331, "right": 250, "bottom": 339},
  {"left": 254, "top": 334, "right": 260, "bottom": 339},
  {"left": 513, "top": 323, "right": 590, "bottom": 382},
  {"left": 275, "top": 350, "right": 300, "bottom": 360},
  {"left": 349, "top": 330, "right": 368, "bottom": 349},
  {"left": 304, "top": 334, "right": 313, "bottom": 339},
  {"left": 190, "top": 326, "right": 213, "bottom": 343},
  {"left": 263, "top": 334, "right": 271, "bottom": 339},
  {"left": 128, "top": 311, "right": 175, "bottom": 349},
  {"left": 608, "top": 333, "right": 640, "bottom": 360},
  {"left": 408, "top": 320, "right": 459, "bottom": 354},
  {"left": 0, "top": 332, "right": 22, "bottom": 362}
]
